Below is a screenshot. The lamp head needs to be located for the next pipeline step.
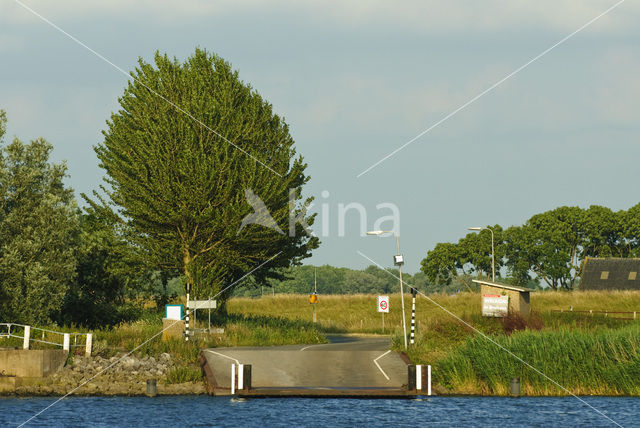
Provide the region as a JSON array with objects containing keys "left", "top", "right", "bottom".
[
  {"left": 468, "top": 227, "right": 483, "bottom": 231},
  {"left": 366, "top": 230, "right": 384, "bottom": 236},
  {"left": 393, "top": 254, "right": 404, "bottom": 266}
]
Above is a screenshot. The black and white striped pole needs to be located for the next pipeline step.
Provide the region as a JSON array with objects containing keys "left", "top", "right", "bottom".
[
  {"left": 185, "top": 283, "right": 191, "bottom": 342},
  {"left": 410, "top": 287, "right": 417, "bottom": 345}
]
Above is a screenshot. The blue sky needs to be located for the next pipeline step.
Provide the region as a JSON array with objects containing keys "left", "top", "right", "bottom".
[{"left": 1, "top": 1, "right": 639, "bottom": 273}]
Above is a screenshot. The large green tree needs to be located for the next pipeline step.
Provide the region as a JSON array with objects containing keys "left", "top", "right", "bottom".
[
  {"left": 421, "top": 226, "right": 503, "bottom": 285},
  {"left": 89, "top": 49, "right": 318, "bottom": 304},
  {"left": 0, "top": 111, "right": 79, "bottom": 324},
  {"left": 60, "top": 209, "right": 144, "bottom": 328},
  {"left": 504, "top": 207, "right": 584, "bottom": 290},
  {"left": 423, "top": 205, "right": 640, "bottom": 291}
]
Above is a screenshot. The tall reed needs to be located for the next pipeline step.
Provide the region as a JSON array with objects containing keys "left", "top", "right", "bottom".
[{"left": 434, "top": 324, "right": 640, "bottom": 395}]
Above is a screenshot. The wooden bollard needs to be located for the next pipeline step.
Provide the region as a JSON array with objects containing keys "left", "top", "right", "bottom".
[
  {"left": 408, "top": 364, "right": 431, "bottom": 395},
  {"left": 243, "top": 364, "right": 252, "bottom": 391},
  {"left": 510, "top": 377, "right": 521, "bottom": 397},
  {"left": 146, "top": 379, "right": 157, "bottom": 397},
  {"left": 408, "top": 365, "right": 416, "bottom": 391}
]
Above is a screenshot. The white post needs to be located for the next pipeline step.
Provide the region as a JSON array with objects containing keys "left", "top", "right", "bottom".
[
  {"left": 23, "top": 325, "right": 31, "bottom": 350},
  {"left": 185, "top": 292, "right": 190, "bottom": 342},
  {"left": 85, "top": 333, "right": 93, "bottom": 356},
  {"left": 427, "top": 365, "right": 432, "bottom": 396},
  {"left": 238, "top": 364, "right": 244, "bottom": 390},
  {"left": 63, "top": 333, "right": 70, "bottom": 351},
  {"left": 231, "top": 364, "right": 236, "bottom": 395},
  {"left": 416, "top": 364, "right": 422, "bottom": 390}
]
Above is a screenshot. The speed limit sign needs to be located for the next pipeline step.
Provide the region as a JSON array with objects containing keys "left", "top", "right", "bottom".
[{"left": 378, "top": 296, "right": 389, "bottom": 313}]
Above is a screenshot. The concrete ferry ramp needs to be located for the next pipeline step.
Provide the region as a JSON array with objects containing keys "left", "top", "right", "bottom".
[{"left": 203, "top": 335, "right": 408, "bottom": 393}]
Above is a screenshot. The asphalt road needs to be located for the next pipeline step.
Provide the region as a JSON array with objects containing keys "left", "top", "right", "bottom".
[{"left": 204, "top": 335, "right": 408, "bottom": 390}]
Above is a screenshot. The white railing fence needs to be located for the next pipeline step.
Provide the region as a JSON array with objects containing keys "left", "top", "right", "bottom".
[{"left": 0, "top": 323, "right": 92, "bottom": 356}]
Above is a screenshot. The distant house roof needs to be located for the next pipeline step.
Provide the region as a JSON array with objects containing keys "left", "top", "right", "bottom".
[
  {"left": 579, "top": 257, "right": 640, "bottom": 291},
  {"left": 471, "top": 280, "right": 534, "bottom": 293}
]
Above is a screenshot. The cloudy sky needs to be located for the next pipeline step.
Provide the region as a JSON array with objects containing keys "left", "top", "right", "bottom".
[{"left": 1, "top": 1, "right": 638, "bottom": 273}]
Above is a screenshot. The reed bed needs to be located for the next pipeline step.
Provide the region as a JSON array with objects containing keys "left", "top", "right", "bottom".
[{"left": 433, "top": 325, "right": 640, "bottom": 395}]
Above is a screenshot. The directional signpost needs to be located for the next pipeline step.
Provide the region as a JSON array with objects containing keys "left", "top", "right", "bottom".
[
  {"left": 187, "top": 299, "right": 217, "bottom": 332},
  {"left": 378, "top": 295, "right": 389, "bottom": 333}
]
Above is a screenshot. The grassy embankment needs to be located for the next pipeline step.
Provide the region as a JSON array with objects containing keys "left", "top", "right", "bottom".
[
  {"left": 1, "top": 310, "right": 326, "bottom": 384},
  {"left": 228, "top": 291, "right": 640, "bottom": 395},
  {"left": 5, "top": 291, "right": 638, "bottom": 394}
]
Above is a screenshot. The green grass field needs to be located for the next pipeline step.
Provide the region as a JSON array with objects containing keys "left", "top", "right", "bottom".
[
  {"left": 228, "top": 290, "right": 640, "bottom": 395},
  {"left": 4, "top": 290, "right": 638, "bottom": 395}
]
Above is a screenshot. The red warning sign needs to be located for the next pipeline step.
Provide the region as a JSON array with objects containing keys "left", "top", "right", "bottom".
[{"left": 378, "top": 296, "right": 389, "bottom": 313}]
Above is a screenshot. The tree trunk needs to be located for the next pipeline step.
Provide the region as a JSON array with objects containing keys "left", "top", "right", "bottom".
[{"left": 183, "top": 249, "right": 194, "bottom": 293}]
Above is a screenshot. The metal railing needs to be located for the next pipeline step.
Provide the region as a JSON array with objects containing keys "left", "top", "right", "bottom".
[
  {"left": 552, "top": 309, "right": 638, "bottom": 320},
  {"left": 0, "top": 323, "right": 93, "bottom": 355}
]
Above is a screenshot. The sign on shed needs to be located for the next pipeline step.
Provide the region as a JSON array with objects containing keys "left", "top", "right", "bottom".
[
  {"left": 482, "top": 294, "right": 509, "bottom": 317},
  {"left": 378, "top": 295, "right": 389, "bottom": 313},
  {"left": 474, "top": 280, "right": 532, "bottom": 318}
]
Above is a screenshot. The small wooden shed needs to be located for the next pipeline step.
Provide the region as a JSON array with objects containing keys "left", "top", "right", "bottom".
[{"left": 472, "top": 280, "right": 533, "bottom": 319}]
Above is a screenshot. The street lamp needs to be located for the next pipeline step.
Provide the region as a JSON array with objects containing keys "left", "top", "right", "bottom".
[
  {"left": 366, "top": 230, "right": 408, "bottom": 349},
  {"left": 468, "top": 226, "right": 495, "bottom": 282}
]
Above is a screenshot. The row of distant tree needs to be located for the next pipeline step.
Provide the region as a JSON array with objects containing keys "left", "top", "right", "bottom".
[
  {"left": 421, "top": 205, "right": 640, "bottom": 290},
  {"left": 233, "top": 264, "right": 468, "bottom": 298}
]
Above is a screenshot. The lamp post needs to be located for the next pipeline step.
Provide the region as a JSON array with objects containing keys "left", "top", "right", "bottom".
[
  {"left": 468, "top": 226, "right": 495, "bottom": 282},
  {"left": 366, "top": 230, "right": 407, "bottom": 349}
]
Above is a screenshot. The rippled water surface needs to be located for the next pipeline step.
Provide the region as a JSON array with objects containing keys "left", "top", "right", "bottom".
[{"left": 1, "top": 396, "right": 638, "bottom": 427}]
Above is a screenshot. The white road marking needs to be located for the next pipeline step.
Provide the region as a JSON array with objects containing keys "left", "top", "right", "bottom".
[
  {"left": 300, "top": 344, "right": 320, "bottom": 351},
  {"left": 373, "top": 350, "right": 391, "bottom": 381},
  {"left": 206, "top": 349, "right": 240, "bottom": 365}
]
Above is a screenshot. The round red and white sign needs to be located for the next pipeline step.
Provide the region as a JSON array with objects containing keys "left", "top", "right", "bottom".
[{"left": 378, "top": 296, "right": 389, "bottom": 313}]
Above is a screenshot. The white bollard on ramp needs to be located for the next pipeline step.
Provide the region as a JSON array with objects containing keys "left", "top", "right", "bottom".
[{"left": 238, "top": 364, "right": 244, "bottom": 390}]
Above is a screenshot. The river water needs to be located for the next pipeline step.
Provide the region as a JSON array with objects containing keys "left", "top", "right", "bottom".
[{"left": 1, "top": 396, "right": 638, "bottom": 427}]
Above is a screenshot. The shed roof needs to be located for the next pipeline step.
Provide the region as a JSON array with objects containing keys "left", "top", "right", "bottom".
[
  {"left": 472, "top": 280, "right": 534, "bottom": 293},
  {"left": 579, "top": 257, "right": 640, "bottom": 291}
]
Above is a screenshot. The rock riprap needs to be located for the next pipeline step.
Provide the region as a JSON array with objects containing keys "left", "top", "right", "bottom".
[{"left": 8, "top": 353, "right": 206, "bottom": 396}]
